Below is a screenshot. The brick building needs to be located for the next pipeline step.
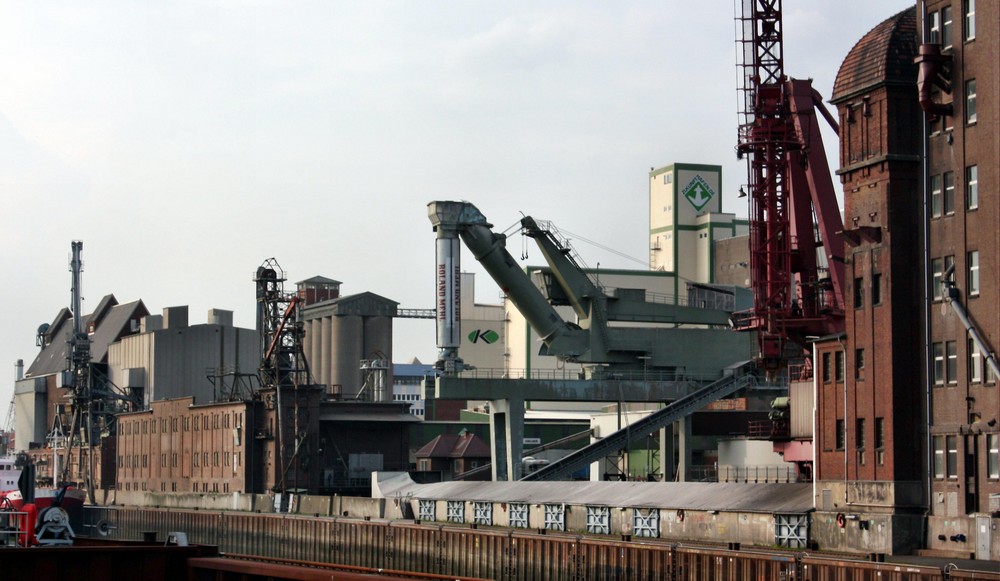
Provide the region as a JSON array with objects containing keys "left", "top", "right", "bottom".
[
  {"left": 918, "top": 0, "right": 999, "bottom": 553},
  {"left": 116, "top": 397, "right": 262, "bottom": 494},
  {"left": 814, "top": 1, "right": 998, "bottom": 556},
  {"left": 812, "top": 8, "right": 926, "bottom": 553}
]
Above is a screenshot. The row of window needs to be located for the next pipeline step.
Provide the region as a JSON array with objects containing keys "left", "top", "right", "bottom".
[
  {"left": 853, "top": 273, "right": 882, "bottom": 309},
  {"left": 118, "top": 481, "right": 234, "bottom": 494},
  {"left": 927, "top": 1, "right": 976, "bottom": 49},
  {"left": 121, "top": 412, "right": 244, "bottom": 436},
  {"left": 932, "top": 337, "right": 996, "bottom": 386},
  {"left": 932, "top": 433, "right": 998, "bottom": 480},
  {"left": 419, "top": 500, "right": 661, "bottom": 538},
  {"left": 929, "top": 78, "right": 978, "bottom": 133},
  {"left": 931, "top": 251, "right": 979, "bottom": 299},
  {"left": 930, "top": 166, "right": 979, "bottom": 218},
  {"left": 833, "top": 418, "right": 885, "bottom": 451},
  {"left": 118, "top": 452, "right": 242, "bottom": 470}
]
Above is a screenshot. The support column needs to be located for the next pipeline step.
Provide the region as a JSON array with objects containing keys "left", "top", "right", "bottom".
[
  {"left": 320, "top": 317, "right": 331, "bottom": 393},
  {"left": 489, "top": 398, "right": 524, "bottom": 481},
  {"left": 658, "top": 424, "right": 675, "bottom": 482},
  {"left": 675, "top": 417, "right": 692, "bottom": 482},
  {"left": 308, "top": 320, "right": 321, "bottom": 385}
]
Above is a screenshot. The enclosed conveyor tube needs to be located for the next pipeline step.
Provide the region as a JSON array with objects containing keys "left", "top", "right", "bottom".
[{"left": 428, "top": 201, "right": 586, "bottom": 373}]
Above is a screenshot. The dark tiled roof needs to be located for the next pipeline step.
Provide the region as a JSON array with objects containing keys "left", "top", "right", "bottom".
[
  {"left": 25, "top": 295, "right": 148, "bottom": 377},
  {"left": 89, "top": 299, "right": 149, "bottom": 362},
  {"left": 832, "top": 8, "right": 917, "bottom": 103},
  {"left": 301, "top": 291, "right": 399, "bottom": 318},
  {"left": 296, "top": 275, "right": 341, "bottom": 285}
]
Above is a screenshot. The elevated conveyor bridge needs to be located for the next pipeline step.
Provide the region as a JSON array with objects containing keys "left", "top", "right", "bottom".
[{"left": 521, "top": 367, "right": 761, "bottom": 481}]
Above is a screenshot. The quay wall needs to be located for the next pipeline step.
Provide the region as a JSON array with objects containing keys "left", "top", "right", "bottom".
[{"left": 82, "top": 507, "right": 999, "bottom": 581}]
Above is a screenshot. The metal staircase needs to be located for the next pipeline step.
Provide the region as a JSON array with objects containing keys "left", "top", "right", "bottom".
[{"left": 520, "top": 369, "right": 760, "bottom": 481}]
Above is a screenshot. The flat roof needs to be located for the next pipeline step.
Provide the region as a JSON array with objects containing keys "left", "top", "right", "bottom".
[{"left": 373, "top": 472, "right": 812, "bottom": 513}]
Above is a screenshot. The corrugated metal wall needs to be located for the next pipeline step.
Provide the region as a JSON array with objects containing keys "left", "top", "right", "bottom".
[{"left": 85, "top": 507, "right": 999, "bottom": 581}]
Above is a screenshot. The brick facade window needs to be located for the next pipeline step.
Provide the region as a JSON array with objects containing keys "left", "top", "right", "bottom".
[
  {"left": 931, "top": 175, "right": 943, "bottom": 218},
  {"left": 872, "top": 273, "right": 882, "bottom": 305},
  {"left": 963, "top": 0, "right": 975, "bottom": 41},
  {"left": 836, "top": 420, "right": 846, "bottom": 451},
  {"left": 943, "top": 172, "right": 955, "bottom": 215},
  {"left": 965, "top": 79, "right": 976, "bottom": 124},
  {"left": 946, "top": 341, "right": 958, "bottom": 384},
  {"left": 966, "top": 165, "right": 978, "bottom": 209},
  {"left": 967, "top": 251, "right": 979, "bottom": 296},
  {"left": 875, "top": 418, "right": 885, "bottom": 466},
  {"left": 988, "top": 434, "right": 998, "bottom": 479},
  {"left": 946, "top": 436, "right": 958, "bottom": 478},
  {"left": 969, "top": 337, "right": 983, "bottom": 384},
  {"left": 933, "top": 342, "right": 945, "bottom": 385},
  {"left": 941, "top": 6, "right": 953, "bottom": 49},
  {"left": 933, "top": 436, "right": 945, "bottom": 478}
]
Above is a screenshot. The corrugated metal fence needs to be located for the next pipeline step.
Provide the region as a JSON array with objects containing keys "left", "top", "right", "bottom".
[{"left": 86, "top": 507, "right": 998, "bottom": 581}]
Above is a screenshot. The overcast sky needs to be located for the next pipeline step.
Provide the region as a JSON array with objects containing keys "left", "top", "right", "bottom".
[{"left": 0, "top": 1, "right": 911, "bottom": 414}]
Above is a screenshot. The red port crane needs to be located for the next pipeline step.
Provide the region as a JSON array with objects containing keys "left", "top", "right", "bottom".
[{"left": 732, "top": 0, "right": 846, "bottom": 375}]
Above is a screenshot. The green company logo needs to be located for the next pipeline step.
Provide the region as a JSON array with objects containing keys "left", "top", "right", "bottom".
[
  {"left": 468, "top": 329, "right": 499, "bottom": 344},
  {"left": 681, "top": 175, "right": 716, "bottom": 211}
]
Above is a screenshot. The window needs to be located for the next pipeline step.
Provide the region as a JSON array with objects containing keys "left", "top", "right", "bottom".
[
  {"left": 585, "top": 506, "right": 611, "bottom": 535},
  {"left": 856, "top": 418, "right": 866, "bottom": 450},
  {"left": 854, "top": 277, "right": 864, "bottom": 308},
  {"left": 875, "top": 418, "right": 885, "bottom": 465},
  {"left": 943, "top": 172, "right": 955, "bottom": 215},
  {"left": 931, "top": 174, "right": 943, "bottom": 218},
  {"left": 855, "top": 348, "right": 865, "bottom": 374},
  {"left": 942, "top": 6, "right": 953, "bottom": 49},
  {"left": 946, "top": 341, "right": 958, "bottom": 384},
  {"left": 969, "top": 337, "right": 983, "bottom": 384},
  {"left": 988, "top": 434, "right": 998, "bottom": 479},
  {"left": 966, "top": 165, "right": 978, "bottom": 209},
  {"left": 417, "top": 500, "right": 436, "bottom": 521},
  {"left": 946, "top": 435, "right": 958, "bottom": 478},
  {"left": 964, "top": 0, "right": 975, "bottom": 41},
  {"left": 929, "top": 10, "right": 941, "bottom": 43},
  {"left": 632, "top": 508, "right": 659, "bottom": 538},
  {"left": 872, "top": 273, "right": 882, "bottom": 305},
  {"left": 933, "top": 342, "right": 946, "bottom": 385},
  {"left": 968, "top": 251, "right": 979, "bottom": 296},
  {"left": 508, "top": 503, "right": 529, "bottom": 528},
  {"left": 446, "top": 501, "right": 464, "bottom": 523},
  {"left": 543, "top": 504, "right": 566, "bottom": 531},
  {"left": 934, "top": 436, "right": 945, "bottom": 478},
  {"left": 836, "top": 419, "right": 846, "bottom": 451},
  {"left": 932, "top": 256, "right": 953, "bottom": 300},
  {"left": 822, "top": 352, "right": 831, "bottom": 383},
  {"left": 835, "top": 351, "right": 844, "bottom": 382},
  {"left": 965, "top": 79, "right": 976, "bottom": 124},
  {"left": 472, "top": 501, "right": 492, "bottom": 526}
]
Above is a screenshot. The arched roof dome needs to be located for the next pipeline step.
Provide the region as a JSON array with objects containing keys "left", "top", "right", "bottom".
[{"left": 832, "top": 8, "right": 917, "bottom": 103}]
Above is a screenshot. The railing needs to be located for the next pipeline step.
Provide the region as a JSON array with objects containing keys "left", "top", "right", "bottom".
[
  {"left": 689, "top": 464, "right": 801, "bottom": 483},
  {"left": 0, "top": 510, "right": 29, "bottom": 547}
]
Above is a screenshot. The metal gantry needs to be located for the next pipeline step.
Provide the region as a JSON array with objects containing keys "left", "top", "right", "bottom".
[
  {"left": 255, "top": 258, "right": 313, "bottom": 493},
  {"left": 733, "top": 0, "right": 846, "bottom": 373}
]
